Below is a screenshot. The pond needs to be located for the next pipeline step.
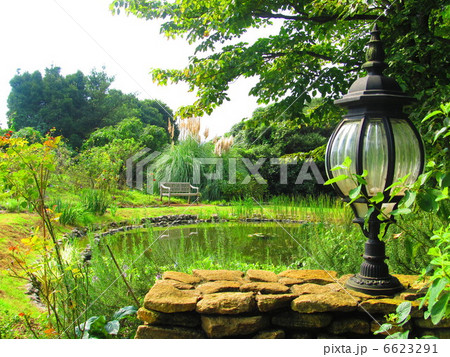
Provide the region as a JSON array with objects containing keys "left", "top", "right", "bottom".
[
  {"left": 85, "top": 220, "right": 364, "bottom": 315},
  {"left": 98, "top": 221, "right": 338, "bottom": 271}
]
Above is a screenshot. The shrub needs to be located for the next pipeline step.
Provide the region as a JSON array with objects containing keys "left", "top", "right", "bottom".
[{"left": 81, "top": 189, "right": 111, "bottom": 215}]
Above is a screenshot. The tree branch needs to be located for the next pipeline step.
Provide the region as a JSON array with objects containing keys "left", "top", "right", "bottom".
[
  {"left": 254, "top": 10, "right": 385, "bottom": 23},
  {"left": 263, "top": 50, "right": 358, "bottom": 65}
]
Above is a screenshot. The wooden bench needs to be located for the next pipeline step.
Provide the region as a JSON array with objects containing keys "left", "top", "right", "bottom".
[{"left": 159, "top": 182, "right": 201, "bottom": 204}]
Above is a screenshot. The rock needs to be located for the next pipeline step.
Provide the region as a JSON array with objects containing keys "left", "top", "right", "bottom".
[
  {"left": 327, "top": 283, "right": 383, "bottom": 300},
  {"left": 288, "top": 331, "right": 312, "bottom": 339},
  {"left": 337, "top": 274, "right": 354, "bottom": 284},
  {"left": 328, "top": 318, "right": 370, "bottom": 335},
  {"left": 246, "top": 269, "right": 278, "bottom": 282},
  {"left": 252, "top": 329, "right": 285, "bottom": 339},
  {"left": 196, "top": 280, "right": 242, "bottom": 294},
  {"left": 359, "top": 298, "right": 421, "bottom": 317},
  {"left": 278, "top": 270, "right": 338, "bottom": 285},
  {"left": 137, "top": 307, "right": 200, "bottom": 327},
  {"left": 370, "top": 319, "right": 412, "bottom": 335},
  {"left": 291, "top": 292, "right": 359, "bottom": 313},
  {"left": 144, "top": 283, "right": 199, "bottom": 313},
  {"left": 414, "top": 317, "right": 450, "bottom": 329},
  {"left": 291, "top": 283, "right": 331, "bottom": 295},
  {"left": 201, "top": 315, "right": 269, "bottom": 338},
  {"left": 272, "top": 311, "right": 332, "bottom": 329},
  {"left": 196, "top": 292, "right": 255, "bottom": 314},
  {"left": 193, "top": 269, "right": 244, "bottom": 282},
  {"left": 240, "top": 282, "right": 290, "bottom": 294},
  {"left": 162, "top": 271, "right": 201, "bottom": 285},
  {"left": 419, "top": 329, "right": 450, "bottom": 339},
  {"left": 399, "top": 289, "right": 426, "bottom": 301},
  {"left": 135, "top": 325, "right": 204, "bottom": 339},
  {"left": 156, "top": 279, "right": 194, "bottom": 290},
  {"left": 317, "top": 333, "right": 346, "bottom": 339},
  {"left": 393, "top": 274, "right": 428, "bottom": 290},
  {"left": 256, "top": 294, "right": 297, "bottom": 312}
]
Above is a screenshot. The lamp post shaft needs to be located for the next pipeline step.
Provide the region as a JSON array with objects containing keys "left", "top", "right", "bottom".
[{"left": 346, "top": 216, "right": 403, "bottom": 295}]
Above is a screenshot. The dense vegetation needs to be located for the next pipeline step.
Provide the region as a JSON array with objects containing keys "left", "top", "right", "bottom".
[
  {"left": 7, "top": 67, "right": 178, "bottom": 149},
  {"left": 0, "top": 0, "right": 448, "bottom": 340}
]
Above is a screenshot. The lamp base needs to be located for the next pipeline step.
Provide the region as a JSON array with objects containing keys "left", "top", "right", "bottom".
[{"left": 345, "top": 274, "right": 404, "bottom": 296}]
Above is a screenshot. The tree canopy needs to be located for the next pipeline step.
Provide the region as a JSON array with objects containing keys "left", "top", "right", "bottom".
[
  {"left": 111, "top": 0, "right": 450, "bottom": 126},
  {"left": 7, "top": 67, "right": 177, "bottom": 148}
]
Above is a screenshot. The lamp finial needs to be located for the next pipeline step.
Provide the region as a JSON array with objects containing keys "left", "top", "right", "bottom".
[{"left": 362, "top": 24, "right": 387, "bottom": 75}]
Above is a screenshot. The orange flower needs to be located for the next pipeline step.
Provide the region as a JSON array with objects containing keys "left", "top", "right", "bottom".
[
  {"left": 8, "top": 246, "right": 18, "bottom": 252},
  {"left": 18, "top": 312, "right": 25, "bottom": 317},
  {"left": 44, "top": 328, "right": 56, "bottom": 335}
]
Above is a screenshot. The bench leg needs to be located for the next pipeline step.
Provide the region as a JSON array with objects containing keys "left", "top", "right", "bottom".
[{"left": 188, "top": 196, "right": 191, "bottom": 204}]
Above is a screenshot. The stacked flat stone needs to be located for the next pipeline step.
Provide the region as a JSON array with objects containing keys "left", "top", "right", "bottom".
[{"left": 135, "top": 269, "right": 449, "bottom": 339}]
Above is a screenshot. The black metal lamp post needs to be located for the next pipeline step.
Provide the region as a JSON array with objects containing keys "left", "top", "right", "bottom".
[{"left": 325, "top": 25, "right": 425, "bottom": 295}]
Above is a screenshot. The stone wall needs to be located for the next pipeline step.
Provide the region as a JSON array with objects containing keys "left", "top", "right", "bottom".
[{"left": 134, "top": 269, "right": 449, "bottom": 339}]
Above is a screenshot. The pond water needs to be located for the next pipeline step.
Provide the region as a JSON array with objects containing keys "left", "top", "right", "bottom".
[{"left": 101, "top": 222, "right": 322, "bottom": 269}]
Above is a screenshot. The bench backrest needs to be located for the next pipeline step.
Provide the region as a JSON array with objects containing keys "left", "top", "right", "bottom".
[{"left": 160, "top": 182, "right": 191, "bottom": 193}]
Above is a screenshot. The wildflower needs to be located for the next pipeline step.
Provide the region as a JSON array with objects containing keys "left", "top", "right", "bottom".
[
  {"left": 18, "top": 312, "right": 25, "bottom": 317},
  {"left": 155, "top": 273, "right": 162, "bottom": 280},
  {"left": 8, "top": 246, "right": 18, "bottom": 252},
  {"left": 44, "top": 328, "right": 56, "bottom": 336}
]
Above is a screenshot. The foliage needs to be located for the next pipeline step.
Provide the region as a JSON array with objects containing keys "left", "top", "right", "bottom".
[
  {"left": 374, "top": 301, "right": 413, "bottom": 339},
  {"left": 82, "top": 117, "right": 169, "bottom": 150},
  {"left": 229, "top": 109, "right": 333, "bottom": 197},
  {"left": 49, "top": 198, "right": 85, "bottom": 226},
  {"left": 111, "top": 0, "right": 449, "bottom": 128},
  {"left": 69, "top": 138, "right": 142, "bottom": 190},
  {"left": 75, "top": 306, "right": 138, "bottom": 339},
  {"left": 420, "top": 225, "right": 450, "bottom": 325},
  {"left": 81, "top": 189, "right": 111, "bottom": 216},
  {"left": 7, "top": 67, "right": 177, "bottom": 149},
  {"left": 0, "top": 133, "right": 90, "bottom": 338}
]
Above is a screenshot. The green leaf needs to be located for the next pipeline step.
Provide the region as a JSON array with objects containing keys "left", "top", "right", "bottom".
[
  {"left": 428, "top": 277, "right": 449, "bottom": 311},
  {"left": 112, "top": 306, "right": 138, "bottom": 320},
  {"left": 401, "top": 191, "right": 416, "bottom": 208},
  {"left": 370, "top": 192, "right": 385, "bottom": 204},
  {"left": 435, "top": 187, "right": 449, "bottom": 202},
  {"left": 105, "top": 320, "right": 120, "bottom": 335},
  {"left": 433, "top": 127, "right": 448, "bottom": 143},
  {"left": 374, "top": 323, "right": 392, "bottom": 335},
  {"left": 324, "top": 174, "right": 348, "bottom": 185},
  {"left": 330, "top": 156, "right": 351, "bottom": 170},
  {"left": 391, "top": 208, "right": 412, "bottom": 216},
  {"left": 355, "top": 174, "right": 367, "bottom": 185},
  {"left": 430, "top": 293, "right": 450, "bottom": 325},
  {"left": 422, "top": 110, "right": 442, "bottom": 122},
  {"left": 349, "top": 185, "right": 361, "bottom": 200},
  {"left": 386, "top": 331, "right": 410, "bottom": 339},
  {"left": 88, "top": 315, "right": 108, "bottom": 338},
  {"left": 396, "top": 301, "right": 412, "bottom": 324},
  {"left": 416, "top": 191, "right": 438, "bottom": 212},
  {"left": 364, "top": 206, "right": 375, "bottom": 228}
]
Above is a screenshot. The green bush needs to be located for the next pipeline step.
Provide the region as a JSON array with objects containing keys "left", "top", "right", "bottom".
[
  {"left": 81, "top": 189, "right": 111, "bottom": 215},
  {"left": 49, "top": 198, "right": 85, "bottom": 226}
]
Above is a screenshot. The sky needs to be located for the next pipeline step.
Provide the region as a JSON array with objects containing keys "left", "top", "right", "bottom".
[{"left": 0, "top": 0, "right": 278, "bottom": 138}]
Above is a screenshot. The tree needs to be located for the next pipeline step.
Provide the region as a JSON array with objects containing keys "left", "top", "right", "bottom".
[
  {"left": 7, "top": 67, "right": 178, "bottom": 148},
  {"left": 82, "top": 117, "right": 169, "bottom": 151},
  {"left": 111, "top": 0, "right": 450, "bottom": 126}
]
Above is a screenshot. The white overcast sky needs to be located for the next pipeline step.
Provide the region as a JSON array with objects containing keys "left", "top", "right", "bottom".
[{"left": 0, "top": 0, "right": 281, "bottom": 138}]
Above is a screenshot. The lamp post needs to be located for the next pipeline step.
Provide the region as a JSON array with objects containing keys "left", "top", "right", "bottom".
[{"left": 325, "top": 24, "right": 425, "bottom": 295}]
